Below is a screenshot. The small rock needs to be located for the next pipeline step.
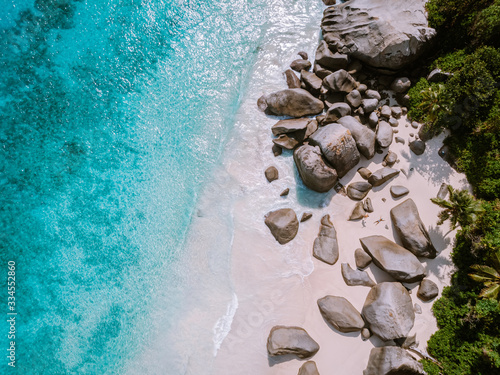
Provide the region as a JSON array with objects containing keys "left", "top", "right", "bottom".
[
  {"left": 267, "top": 326, "right": 320, "bottom": 359},
  {"left": 402, "top": 107, "right": 408, "bottom": 115},
  {"left": 272, "top": 144, "right": 282, "bottom": 156},
  {"left": 346, "top": 89, "right": 362, "bottom": 108},
  {"left": 355, "top": 247, "right": 372, "bottom": 269},
  {"left": 298, "top": 361, "right": 320, "bottom": 375},
  {"left": 361, "top": 328, "right": 371, "bottom": 340},
  {"left": 298, "top": 51, "right": 308, "bottom": 60},
  {"left": 357, "top": 167, "right": 372, "bottom": 180},
  {"left": 300, "top": 212, "right": 313, "bottom": 222},
  {"left": 265, "top": 166, "right": 279, "bottom": 182},
  {"left": 265, "top": 208, "right": 299, "bottom": 245},
  {"left": 361, "top": 98, "right": 379, "bottom": 113},
  {"left": 391, "top": 77, "right": 411, "bottom": 93},
  {"left": 383, "top": 151, "right": 397, "bottom": 167},
  {"left": 280, "top": 188, "right": 290, "bottom": 197},
  {"left": 391, "top": 106, "right": 402, "bottom": 119},
  {"left": 368, "top": 167, "right": 400, "bottom": 187},
  {"left": 409, "top": 133, "right": 414, "bottom": 137},
  {"left": 411, "top": 121, "right": 419, "bottom": 129},
  {"left": 322, "top": 69, "right": 357, "bottom": 93},
  {"left": 313, "top": 215, "right": 339, "bottom": 265},
  {"left": 395, "top": 136, "right": 405, "bottom": 145},
  {"left": 437, "top": 183, "right": 448, "bottom": 200},
  {"left": 349, "top": 202, "right": 366, "bottom": 221},
  {"left": 388, "top": 118, "right": 399, "bottom": 127},
  {"left": 368, "top": 112, "right": 378, "bottom": 127},
  {"left": 399, "top": 333, "right": 417, "bottom": 349},
  {"left": 315, "top": 41, "right": 349, "bottom": 71},
  {"left": 409, "top": 139, "right": 426, "bottom": 155},
  {"left": 363, "top": 197, "right": 374, "bottom": 213},
  {"left": 393, "top": 128, "right": 399, "bottom": 133},
  {"left": 376, "top": 121, "right": 393, "bottom": 148},
  {"left": 272, "top": 118, "right": 312, "bottom": 136},
  {"left": 357, "top": 84, "right": 368, "bottom": 94},
  {"left": 347, "top": 181, "right": 372, "bottom": 200},
  {"left": 414, "top": 303, "right": 422, "bottom": 314},
  {"left": 341, "top": 263, "right": 376, "bottom": 287},
  {"left": 417, "top": 279, "right": 439, "bottom": 301},
  {"left": 301, "top": 70, "right": 323, "bottom": 97},
  {"left": 273, "top": 134, "right": 299, "bottom": 150},
  {"left": 390, "top": 185, "right": 409, "bottom": 198},
  {"left": 380, "top": 105, "right": 391, "bottom": 119},
  {"left": 291, "top": 59, "right": 312, "bottom": 72},
  {"left": 382, "top": 198, "right": 386, "bottom": 202},
  {"left": 324, "top": 102, "right": 351, "bottom": 123},
  {"left": 365, "top": 89, "right": 381, "bottom": 101},
  {"left": 284, "top": 69, "right": 302, "bottom": 89}
]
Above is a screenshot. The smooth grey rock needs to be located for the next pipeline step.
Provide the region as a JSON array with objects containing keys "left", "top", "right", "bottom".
[
  {"left": 309, "top": 124, "right": 360, "bottom": 178},
  {"left": 318, "top": 295, "right": 365, "bottom": 332},
  {"left": 273, "top": 134, "right": 299, "bottom": 150},
  {"left": 391, "top": 106, "right": 402, "bottom": 119},
  {"left": 346, "top": 90, "right": 362, "bottom": 108},
  {"left": 409, "top": 139, "right": 426, "bottom": 155},
  {"left": 323, "top": 69, "right": 357, "bottom": 93},
  {"left": 301, "top": 212, "right": 313, "bottom": 223},
  {"left": 321, "top": 1, "right": 435, "bottom": 71},
  {"left": 361, "top": 328, "right": 371, "bottom": 340},
  {"left": 294, "top": 145, "right": 338, "bottom": 193},
  {"left": 388, "top": 118, "right": 399, "bottom": 128},
  {"left": 368, "top": 112, "right": 379, "bottom": 127},
  {"left": 290, "top": 59, "right": 312, "bottom": 72},
  {"left": 301, "top": 70, "right": 323, "bottom": 97},
  {"left": 324, "top": 102, "right": 351, "bottom": 123},
  {"left": 361, "top": 98, "right": 379, "bottom": 113},
  {"left": 298, "top": 51, "right": 308, "bottom": 60},
  {"left": 355, "top": 247, "right": 372, "bottom": 269},
  {"left": 315, "top": 40, "right": 349, "bottom": 71},
  {"left": 265, "top": 166, "right": 279, "bottom": 182},
  {"left": 280, "top": 188, "right": 290, "bottom": 197},
  {"left": 337, "top": 116, "right": 376, "bottom": 159},
  {"left": 284, "top": 69, "right": 302, "bottom": 89},
  {"left": 411, "top": 121, "right": 420, "bottom": 129},
  {"left": 391, "top": 77, "right": 412, "bottom": 93},
  {"left": 390, "top": 185, "right": 409, "bottom": 198},
  {"left": 414, "top": 303, "right": 422, "bottom": 314},
  {"left": 391, "top": 198, "right": 437, "bottom": 258},
  {"left": 298, "top": 361, "right": 320, "bottom": 375},
  {"left": 395, "top": 136, "right": 405, "bottom": 145},
  {"left": 341, "top": 263, "right": 376, "bottom": 287},
  {"left": 380, "top": 105, "right": 391, "bottom": 119},
  {"left": 347, "top": 181, "right": 372, "bottom": 200},
  {"left": 265, "top": 209, "right": 299, "bottom": 245},
  {"left": 314, "top": 63, "right": 333, "bottom": 79},
  {"left": 437, "top": 183, "right": 448, "bottom": 200},
  {"left": 272, "top": 118, "right": 312, "bottom": 136},
  {"left": 258, "top": 88, "right": 324, "bottom": 117},
  {"left": 363, "top": 346, "right": 425, "bottom": 375},
  {"left": 267, "top": 326, "right": 319, "bottom": 359},
  {"left": 313, "top": 215, "right": 339, "bottom": 265},
  {"left": 362, "top": 282, "right": 415, "bottom": 341},
  {"left": 383, "top": 151, "right": 397, "bottom": 167},
  {"left": 358, "top": 167, "right": 372, "bottom": 180},
  {"left": 349, "top": 202, "right": 366, "bottom": 221},
  {"left": 359, "top": 235, "right": 426, "bottom": 282},
  {"left": 357, "top": 84, "right": 368, "bottom": 94},
  {"left": 365, "top": 90, "right": 381, "bottom": 101},
  {"left": 417, "top": 279, "right": 439, "bottom": 301},
  {"left": 368, "top": 167, "right": 400, "bottom": 187},
  {"left": 363, "top": 197, "right": 374, "bottom": 213}
]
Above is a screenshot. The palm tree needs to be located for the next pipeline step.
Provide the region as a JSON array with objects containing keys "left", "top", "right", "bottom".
[
  {"left": 431, "top": 185, "right": 483, "bottom": 230},
  {"left": 469, "top": 249, "right": 500, "bottom": 303},
  {"left": 419, "top": 84, "right": 452, "bottom": 123}
]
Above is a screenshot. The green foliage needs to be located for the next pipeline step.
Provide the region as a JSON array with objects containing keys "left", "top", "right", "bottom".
[
  {"left": 472, "top": 0, "right": 500, "bottom": 47},
  {"left": 431, "top": 49, "right": 468, "bottom": 72},
  {"left": 431, "top": 185, "right": 483, "bottom": 229},
  {"left": 418, "top": 84, "right": 453, "bottom": 123},
  {"left": 407, "top": 78, "right": 431, "bottom": 122}
]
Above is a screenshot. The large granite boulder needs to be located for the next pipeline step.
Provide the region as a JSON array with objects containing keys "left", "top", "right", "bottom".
[
  {"left": 347, "top": 181, "right": 372, "bottom": 200},
  {"left": 322, "top": 69, "right": 357, "bottom": 93},
  {"left": 294, "top": 145, "right": 338, "bottom": 193},
  {"left": 290, "top": 59, "right": 312, "bottom": 72},
  {"left": 309, "top": 124, "right": 360, "bottom": 178},
  {"left": 267, "top": 326, "right": 320, "bottom": 359},
  {"left": 313, "top": 214, "right": 339, "bottom": 265},
  {"left": 317, "top": 296, "right": 365, "bottom": 333},
  {"left": 337, "top": 116, "right": 376, "bottom": 159},
  {"left": 368, "top": 167, "right": 400, "bottom": 187},
  {"left": 315, "top": 40, "right": 349, "bottom": 71},
  {"left": 359, "top": 235, "right": 426, "bottom": 282},
  {"left": 341, "top": 263, "right": 376, "bottom": 287},
  {"left": 321, "top": 0, "right": 436, "bottom": 72},
  {"left": 298, "top": 361, "right": 320, "bottom": 375},
  {"left": 258, "top": 88, "right": 324, "bottom": 117},
  {"left": 390, "top": 199, "right": 437, "bottom": 258},
  {"left": 361, "top": 282, "right": 415, "bottom": 341},
  {"left": 363, "top": 347, "right": 425, "bottom": 375},
  {"left": 265, "top": 209, "right": 299, "bottom": 245}
]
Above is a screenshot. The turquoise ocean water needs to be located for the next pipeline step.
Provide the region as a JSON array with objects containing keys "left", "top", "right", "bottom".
[{"left": 0, "top": 0, "right": 324, "bottom": 373}]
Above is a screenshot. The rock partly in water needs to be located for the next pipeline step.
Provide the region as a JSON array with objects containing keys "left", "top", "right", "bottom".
[
  {"left": 322, "top": 69, "right": 357, "bottom": 93},
  {"left": 337, "top": 116, "right": 376, "bottom": 159},
  {"left": 298, "top": 361, "right": 320, "bottom": 375},
  {"left": 376, "top": 121, "right": 393, "bottom": 148},
  {"left": 272, "top": 118, "right": 313, "bottom": 136},
  {"left": 317, "top": 295, "right": 365, "bottom": 333},
  {"left": 349, "top": 202, "right": 366, "bottom": 221},
  {"left": 347, "top": 181, "right": 372, "bottom": 200},
  {"left": 362, "top": 282, "right": 415, "bottom": 341},
  {"left": 258, "top": 88, "right": 324, "bottom": 117},
  {"left": 267, "top": 326, "right": 320, "bottom": 359},
  {"left": 313, "top": 214, "right": 339, "bottom": 265},
  {"left": 284, "top": 69, "right": 302, "bottom": 89},
  {"left": 359, "top": 235, "right": 426, "bottom": 282},
  {"left": 409, "top": 139, "right": 426, "bottom": 155},
  {"left": 265, "top": 209, "right": 299, "bottom": 245},
  {"left": 273, "top": 134, "right": 299, "bottom": 150},
  {"left": 390, "top": 185, "right": 409, "bottom": 198},
  {"left": 301, "top": 70, "right": 323, "bottom": 97},
  {"left": 294, "top": 145, "right": 338, "bottom": 193},
  {"left": 280, "top": 188, "right": 290, "bottom": 197},
  {"left": 368, "top": 167, "right": 400, "bottom": 187},
  {"left": 272, "top": 144, "right": 282, "bottom": 156},
  {"left": 390, "top": 198, "right": 437, "bottom": 258},
  {"left": 355, "top": 247, "right": 372, "bottom": 269},
  {"left": 291, "top": 59, "right": 312, "bottom": 72},
  {"left": 265, "top": 166, "right": 279, "bottom": 182},
  {"left": 364, "top": 346, "right": 425, "bottom": 375},
  {"left": 417, "top": 278, "right": 439, "bottom": 301},
  {"left": 341, "top": 263, "right": 376, "bottom": 287},
  {"left": 309, "top": 124, "right": 360, "bottom": 178},
  {"left": 298, "top": 51, "right": 309, "bottom": 60}
]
